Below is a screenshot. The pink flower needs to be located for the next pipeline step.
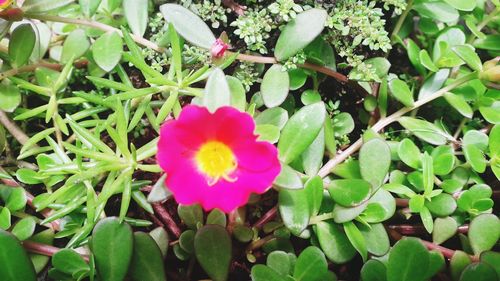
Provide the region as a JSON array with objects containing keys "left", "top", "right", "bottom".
[
  {"left": 0, "top": 0, "right": 12, "bottom": 8},
  {"left": 210, "top": 38, "right": 229, "bottom": 58},
  {"left": 157, "top": 105, "right": 281, "bottom": 213}
]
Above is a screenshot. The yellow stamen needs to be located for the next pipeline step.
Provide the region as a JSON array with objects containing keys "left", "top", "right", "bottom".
[{"left": 195, "top": 141, "right": 237, "bottom": 185}]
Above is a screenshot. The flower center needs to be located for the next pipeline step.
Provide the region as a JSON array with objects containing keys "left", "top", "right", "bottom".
[{"left": 195, "top": 141, "right": 237, "bottom": 185}]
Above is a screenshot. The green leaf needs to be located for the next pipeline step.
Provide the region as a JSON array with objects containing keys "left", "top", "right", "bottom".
[
  {"left": 255, "top": 107, "right": 289, "bottom": 130},
  {"left": 52, "top": 249, "right": 89, "bottom": 276},
  {"left": 274, "top": 164, "right": 303, "bottom": 189},
  {"left": 426, "top": 250, "right": 445, "bottom": 279},
  {"left": 418, "top": 69, "right": 450, "bottom": 100},
  {"left": 413, "top": 1, "right": 459, "bottom": 23},
  {"left": 407, "top": 39, "right": 426, "bottom": 75},
  {"left": 361, "top": 260, "right": 387, "bottom": 281},
  {"left": 460, "top": 263, "right": 497, "bottom": 281},
  {"left": 149, "top": 227, "right": 169, "bottom": 258},
  {"left": 278, "top": 102, "right": 326, "bottom": 164},
  {"left": 251, "top": 265, "right": 288, "bottom": 281},
  {"left": 474, "top": 35, "right": 500, "bottom": 51},
  {"left": 333, "top": 112, "right": 354, "bottom": 135},
  {"left": 160, "top": 4, "right": 216, "bottom": 49},
  {"left": 293, "top": 246, "right": 328, "bottom": 281},
  {"left": 279, "top": 187, "right": 310, "bottom": 236},
  {"left": 313, "top": 221, "right": 356, "bottom": 264},
  {"left": 179, "top": 230, "right": 195, "bottom": 254},
  {"left": 399, "top": 117, "right": 451, "bottom": 145},
  {"left": 266, "top": 251, "right": 292, "bottom": 276},
  {"left": 480, "top": 252, "right": 500, "bottom": 279},
  {"left": 420, "top": 206, "right": 434, "bottom": 233},
  {"left": 452, "top": 45, "right": 482, "bottom": 71},
  {"left": 226, "top": 76, "right": 246, "bottom": 111},
  {"left": 350, "top": 57, "right": 391, "bottom": 82},
  {"left": 389, "top": 78, "right": 414, "bottom": 107},
  {"left": 206, "top": 209, "right": 226, "bottom": 227},
  {"left": 468, "top": 214, "right": 500, "bottom": 255},
  {"left": 261, "top": 64, "right": 290, "bottom": 108},
  {"left": 387, "top": 238, "right": 430, "bottom": 281},
  {"left": 91, "top": 217, "right": 133, "bottom": 281},
  {"left": 23, "top": 0, "right": 73, "bottom": 13},
  {"left": 203, "top": 68, "right": 231, "bottom": 112},
  {"left": 9, "top": 24, "right": 36, "bottom": 68},
  {"left": 129, "top": 232, "right": 166, "bottom": 281},
  {"left": 256, "top": 124, "right": 280, "bottom": 144},
  {"left": 92, "top": 31, "right": 123, "bottom": 72},
  {"left": 302, "top": 128, "right": 325, "bottom": 176},
  {"left": 463, "top": 144, "right": 486, "bottom": 173},
  {"left": 343, "top": 222, "right": 367, "bottom": 262},
  {"left": 422, "top": 152, "right": 434, "bottom": 196},
  {"left": 0, "top": 229, "right": 36, "bottom": 281},
  {"left": 443, "top": 0, "right": 476, "bottom": 11},
  {"left": 79, "top": 0, "right": 102, "bottom": 17},
  {"left": 274, "top": 8, "right": 328, "bottom": 61},
  {"left": 194, "top": 225, "right": 232, "bottom": 281},
  {"left": 123, "top": 0, "right": 148, "bottom": 37},
  {"left": 0, "top": 207, "right": 11, "bottom": 230},
  {"left": 419, "top": 50, "right": 439, "bottom": 72},
  {"left": 305, "top": 176, "right": 323, "bottom": 217},
  {"left": 479, "top": 101, "right": 500, "bottom": 124},
  {"left": 28, "top": 229, "right": 54, "bottom": 273},
  {"left": 0, "top": 83, "right": 21, "bottom": 112},
  {"left": 328, "top": 179, "right": 371, "bottom": 207},
  {"left": 177, "top": 204, "right": 203, "bottom": 230},
  {"left": 361, "top": 188, "right": 396, "bottom": 223},
  {"left": 450, "top": 251, "right": 471, "bottom": 281},
  {"left": 443, "top": 92, "right": 473, "bottom": 118},
  {"left": 359, "top": 138, "right": 391, "bottom": 188},
  {"left": 425, "top": 193, "right": 457, "bottom": 216},
  {"left": 398, "top": 139, "right": 421, "bottom": 169},
  {"left": 11, "top": 216, "right": 36, "bottom": 241},
  {"left": 433, "top": 217, "right": 458, "bottom": 244},
  {"left": 61, "top": 29, "right": 90, "bottom": 63},
  {"left": 359, "top": 223, "right": 390, "bottom": 256}
]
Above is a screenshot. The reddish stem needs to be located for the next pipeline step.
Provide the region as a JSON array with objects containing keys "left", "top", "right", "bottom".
[
  {"left": 388, "top": 224, "right": 469, "bottom": 235},
  {"left": 152, "top": 203, "right": 182, "bottom": 238},
  {"left": 23, "top": 241, "right": 90, "bottom": 262},
  {"left": 253, "top": 206, "right": 278, "bottom": 229}
]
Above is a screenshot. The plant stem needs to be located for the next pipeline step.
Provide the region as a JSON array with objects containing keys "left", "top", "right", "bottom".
[
  {"left": 252, "top": 206, "right": 278, "bottom": 229},
  {"left": 23, "top": 240, "right": 90, "bottom": 262},
  {"left": 389, "top": 224, "right": 469, "bottom": 235},
  {"left": 387, "top": 228, "right": 479, "bottom": 262},
  {"left": 152, "top": 202, "right": 182, "bottom": 238},
  {"left": 309, "top": 212, "right": 335, "bottom": 225},
  {"left": 246, "top": 234, "right": 275, "bottom": 252},
  {"left": 24, "top": 14, "right": 350, "bottom": 83},
  {"left": 0, "top": 110, "right": 30, "bottom": 145},
  {"left": 0, "top": 62, "right": 61, "bottom": 81},
  {"left": 391, "top": 0, "right": 414, "bottom": 40},
  {"left": 466, "top": 7, "right": 500, "bottom": 44},
  {"left": 317, "top": 72, "right": 478, "bottom": 178}
]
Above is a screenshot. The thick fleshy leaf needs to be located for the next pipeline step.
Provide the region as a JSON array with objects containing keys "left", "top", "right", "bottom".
[
  {"left": 387, "top": 238, "right": 430, "bottom": 281},
  {"left": 91, "top": 217, "right": 133, "bottom": 281},
  {"left": 52, "top": 249, "right": 89, "bottom": 276},
  {"left": 279, "top": 187, "right": 310, "bottom": 236},
  {"left": 433, "top": 217, "right": 458, "bottom": 244},
  {"left": 389, "top": 78, "right": 414, "bottom": 107},
  {"left": 460, "top": 263, "right": 497, "bottom": 281},
  {"left": 203, "top": 68, "right": 231, "bottom": 112},
  {"left": 313, "top": 221, "right": 356, "bottom": 264},
  {"left": 468, "top": 214, "right": 500, "bottom": 255},
  {"left": 23, "top": 0, "right": 73, "bottom": 13},
  {"left": 399, "top": 117, "right": 451, "bottom": 145},
  {"left": 123, "top": 0, "right": 148, "bottom": 37},
  {"left": 452, "top": 45, "right": 482, "bottom": 71},
  {"left": 293, "top": 246, "right": 328, "bottom": 281},
  {"left": 79, "top": 0, "right": 102, "bottom": 17},
  {"left": 359, "top": 223, "right": 390, "bottom": 256},
  {"left": 160, "top": 4, "right": 216, "bottom": 49},
  {"left": 275, "top": 8, "right": 328, "bottom": 61},
  {"left": 9, "top": 24, "right": 36, "bottom": 68},
  {"left": 274, "top": 164, "right": 303, "bottom": 189},
  {"left": 398, "top": 138, "right": 421, "bottom": 169},
  {"left": 443, "top": 92, "right": 473, "bottom": 118},
  {"left": 443, "top": 0, "right": 476, "bottom": 11},
  {"left": 361, "top": 260, "right": 387, "bottom": 281},
  {"left": 278, "top": 102, "right": 326, "bottom": 164},
  {"left": 343, "top": 221, "right": 367, "bottom": 262},
  {"left": 261, "top": 64, "right": 290, "bottom": 108},
  {"left": 328, "top": 179, "right": 371, "bottom": 207},
  {"left": 418, "top": 69, "right": 450, "bottom": 100},
  {"left": 129, "top": 232, "right": 166, "bottom": 281},
  {"left": 0, "top": 229, "right": 36, "bottom": 281},
  {"left": 359, "top": 138, "right": 391, "bottom": 188},
  {"left": 0, "top": 83, "right": 21, "bottom": 112},
  {"left": 194, "top": 225, "right": 231, "bottom": 281},
  {"left": 61, "top": 29, "right": 90, "bottom": 63},
  {"left": 413, "top": 1, "right": 459, "bottom": 23},
  {"left": 92, "top": 31, "right": 123, "bottom": 72},
  {"left": 450, "top": 251, "right": 471, "bottom": 281},
  {"left": 251, "top": 265, "right": 288, "bottom": 281}
]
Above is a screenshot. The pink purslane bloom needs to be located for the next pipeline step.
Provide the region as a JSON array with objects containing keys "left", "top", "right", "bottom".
[
  {"left": 157, "top": 105, "right": 281, "bottom": 213},
  {"left": 210, "top": 38, "right": 229, "bottom": 58},
  {"left": 0, "top": 0, "right": 12, "bottom": 8}
]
